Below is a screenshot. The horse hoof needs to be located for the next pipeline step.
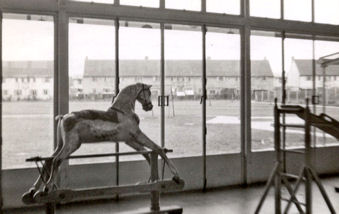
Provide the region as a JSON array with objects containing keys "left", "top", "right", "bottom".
[
  {"left": 172, "top": 175, "right": 181, "bottom": 184},
  {"left": 22, "top": 188, "right": 36, "bottom": 204},
  {"left": 43, "top": 186, "right": 50, "bottom": 193}
]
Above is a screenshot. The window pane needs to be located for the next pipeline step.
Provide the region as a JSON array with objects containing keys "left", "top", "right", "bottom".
[
  {"left": 285, "top": 37, "right": 313, "bottom": 148},
  {"left": 119, "top": 21, "right": 161, "bottom": 161},
  {"left": 166, "top": 0, "right": 201, "bottom": 11},
  {"left": 250, "top": 0, "right": 280, "bottom": 19},
  {"left": 207, "top": 0, "right": 240, "bottom": 15},
  {"left": 315, "top": 0, "right": 339, "bottom": 25},
  {"left": 284, "top": 0, "right": 311, "bottom": 22},
  {"left": 120, "top": 0, "right": 159, "bottom": 7},
  {"left": 314, "top": 40, "right": 339, "bottom": 147},
  {"left": 2, "top": 14, "right": 54, "bottom": 169},
  {"left": 206, "top": 27, "right": 241, "bottom": 155},
  {"left": 164, "top": 24, "right": 202, "bottom": 157},
  {"left": 70, "top": 0, "right": 114, "bottom": 3},
  {"left": 69, "top": 18, "right": 116, "bottom": 164},
  {"left": 251, "top": 30, "right": 282, "bottom": 151}
]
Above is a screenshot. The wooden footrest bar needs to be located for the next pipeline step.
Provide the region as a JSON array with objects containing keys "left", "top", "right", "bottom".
[{"left": 118, "top": 206, "right": 183, "bottom": 214}]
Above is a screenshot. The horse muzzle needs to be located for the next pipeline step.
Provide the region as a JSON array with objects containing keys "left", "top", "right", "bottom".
[{"left": 143, "top": 103, "right": 153, "bottom": 111}]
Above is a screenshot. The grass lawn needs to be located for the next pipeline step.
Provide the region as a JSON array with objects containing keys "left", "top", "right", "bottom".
[{"left": 2, "top": 100, "right": 338, "bottom": 169}]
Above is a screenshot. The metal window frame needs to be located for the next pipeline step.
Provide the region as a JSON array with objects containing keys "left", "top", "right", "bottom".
[{"left": 0, "top": 0, "right": 338, "bottom": 192}]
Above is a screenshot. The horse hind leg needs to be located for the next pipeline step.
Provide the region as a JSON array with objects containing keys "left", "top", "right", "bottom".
[
  {"left": 44, "top": 133, "right": 80, "bottom": 192},
  {"left": 22, "top": 141, "right": 64, "bottom": 204}
]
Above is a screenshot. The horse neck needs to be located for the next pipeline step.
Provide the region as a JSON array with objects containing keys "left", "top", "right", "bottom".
[{"left": 110, "top": 88, "right": 137, "bottom": 113}]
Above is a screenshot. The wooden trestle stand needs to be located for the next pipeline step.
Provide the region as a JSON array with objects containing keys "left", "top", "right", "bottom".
[
  {"left": 255, "top": 98, "right": 337, "bottom": 214},
  {"left": 25, "top": 150, "right": 184, "bottom": 214}
]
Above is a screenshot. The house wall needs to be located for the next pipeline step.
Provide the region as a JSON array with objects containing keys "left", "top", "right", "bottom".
[{"left": 286, "top": 61, "right": 300, "bottom": 90}]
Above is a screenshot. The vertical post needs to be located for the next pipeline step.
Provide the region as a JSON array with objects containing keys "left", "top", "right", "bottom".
[
  {"left": 305, "top": 99, "right": 312, "bottom": 214},
  {"left": 321, "top": 65, "right": 326, "bottom": 145},
  {"left": 160, "top": 23, "right": 166, "bottom": 179},
  {"left": 201, "top": 25, "right": 207, "bottom": 191},
  {"left": 150, "top": 152, "right": 160, "bottom": 211},
  {"left": 160, "top": 23, "right": 165, "bottom": 148},
  {"left": 240, "top": 25, "right": 251, "bottom": 186},
  {"left": 0, "top": 11, "right": 3, "bottom": 214},
  {"left": 274, "top": 99, "right": 281, "bottom": 214},
  {"left": 56, "top": 0, "right": 69, "bottom": 192},
  {"left": 281, "top": 31, "right": 287, "bottom": 173},
  {"left": 46, "top": 203, "right": 56, "bottom": 214},
  {"left": 114, "top": 18, "right": 120, "bottom": 200}
]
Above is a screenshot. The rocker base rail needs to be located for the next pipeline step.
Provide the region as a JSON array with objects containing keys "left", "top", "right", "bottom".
[{"left": 33, "top": 178, "right": 185, "bottom": 204}]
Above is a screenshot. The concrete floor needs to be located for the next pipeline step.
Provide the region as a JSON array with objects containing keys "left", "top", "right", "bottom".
[{"left": 6, "top": 177, "right": 339, "bottom": 214}]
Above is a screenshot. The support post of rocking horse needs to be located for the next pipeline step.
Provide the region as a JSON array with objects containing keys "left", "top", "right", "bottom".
[{"left": 150, "top": 151, "right": 160, "bottom": 212}]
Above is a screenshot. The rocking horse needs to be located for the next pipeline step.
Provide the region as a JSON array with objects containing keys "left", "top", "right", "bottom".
[{"left": 22, "top": 83, "right": 182, "bottom": 205}]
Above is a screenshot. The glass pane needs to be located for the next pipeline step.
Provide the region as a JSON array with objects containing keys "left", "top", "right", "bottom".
[
  {"left": 284, "top": 0, "right": 312, "bottom": 22},
  {"left": 206, "top": 27, "right": 241, "bottom": 155},
  {"left": 69, "top": 18, "right": 116, "bottom": 164},
  {"left": 70, "top": 0, "right": 114, "bottom": 3},
  {"left": 207, "top": 0, "right": 240, "bottom": 15},
  {"left": 315, "top": 0, "right": 339, "bottom": 25},
  {"left": 314, "top": 40, "right": 339, "bottom": 147},
  {"left": 250, "top": 0, "right": 280, "bottom": 19},
  {"left": 2, "top": 14, "right": 54, "bottom": 169},
  {"left": 119, "top": 21, "right": 161, "bottom": 161},
  {"left": 166, "top": 0, "right": 201, "bottom": 11},
  {"left": 285, "top": 38, "right": 313, "bottom": 148},
  {"left": 120, "top": 0, "right": 159, "bottom": 7},
  {"left": 251, "top": 30, "right": 282, "bottom": 151},
  {"left": 164, "top": 24, "right": 202, "bottom": 157}
]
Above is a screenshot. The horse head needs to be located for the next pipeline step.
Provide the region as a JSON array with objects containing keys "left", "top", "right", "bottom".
[{"left": 136, "top": 83, "right": 153, "bottom": 111}]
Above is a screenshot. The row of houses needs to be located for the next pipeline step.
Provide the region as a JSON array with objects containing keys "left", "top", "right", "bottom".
[{"left": 2, "top": 58, "right": 339, "bottom": 103}]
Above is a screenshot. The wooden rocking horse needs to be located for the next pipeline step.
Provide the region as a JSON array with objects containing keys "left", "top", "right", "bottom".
[{"left": 22, "top": 83, "right": 181, "bottom": 204}]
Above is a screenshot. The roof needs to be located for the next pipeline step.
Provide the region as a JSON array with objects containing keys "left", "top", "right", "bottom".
[
  {"left": 84, "top": 59, "right": 273, "bottom": 77},
  {"left": 294, "top": 59, "right": 339, "bottom": 76},
  {"left": 3, "top": 61, "right": 53, "bottom": 78}
]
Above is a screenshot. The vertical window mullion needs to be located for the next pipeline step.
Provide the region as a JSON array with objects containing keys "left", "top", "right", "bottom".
[
  {"left": 202, "top": 24, "right": 207, "bottom": 191},
  {"left": 114, "top": 18, "right": 120, "bottom": 193}
]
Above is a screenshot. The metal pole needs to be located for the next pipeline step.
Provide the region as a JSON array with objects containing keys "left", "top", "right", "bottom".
[
  {"left": 0, "top": 11, "right": 3, "bottom": 214},
  {"left": 150, "top": 152, "right": 160, "bottom": 211},
  {"left": 274, "top": 99, "right": 281, "bottom": 214},
  {"left": 202, "top": 25, "right": 207, "bottom": 191},
  {"left": 114, "top": 18, "right": 120, "bottom": 199},
  {"left": 281, "top": 31, "right": 287, "bottom": 173},
  {"left": 322, "top": 65, "right": 326, "bottom": 145},
  {"left": 160, "top": 23, "right": 166, "bottom": 179},
  {"left": 305, "top": 99, "right": 312, "bottom": 214}
]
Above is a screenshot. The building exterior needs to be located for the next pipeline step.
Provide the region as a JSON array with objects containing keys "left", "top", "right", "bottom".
[
  {"left": 83, "top": 58, "right": 275, "bottom": 100},
  {"left": 2, "top": 59, "right": 276, "bottom": 101},
  {"left": 286, "top": 59, "right": 339, "bottom": 104},
  {"left": 2, "top": 61, "right": 53, "bottom": 101}
]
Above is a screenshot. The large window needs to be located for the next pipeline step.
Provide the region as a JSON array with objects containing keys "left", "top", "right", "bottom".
[
  {"left": 315, "top": 0, "right": 339, "bottom": 25},
  {"left": 284, "top": 0, "right": 312, "bottom": 22},
  {"left": 166, "top": 0, "right": 201, "bottom": 11},
  {"left": 69, "top": 17, "right": 116, "bottom": 164},
  {"left": 206, "top": 27, "right": 241, "bottom": 154},
  {"left": 2, "top": 14, "right": 54, "bottom": 169},
  {"left": 250, "top": 0, "right": 280, "bottom": 19},
  {"left": 119, "top": 21, "right": 161, "bottom": 161},
  {"left": 207, "top": 0, "right": 240, "bottom": 15},
  {"left": 314, "top": 40, "right": 339, "bottom": 146},
  {"left": 120, "top": 0, "right": 159, "bottom": 7},
  {"left": 284, "top": 36, "right": 314, "bottom": 148},
  {"left": 164, "top": 24, "right": 202, "bottom": 157},
  {"left": 250, "top": 30, "right": 282, "bottom": 151}
]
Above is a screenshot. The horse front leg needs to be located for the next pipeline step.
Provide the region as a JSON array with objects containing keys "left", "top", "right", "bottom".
[{"left": 133, "top": 130, "right": 180, "bottom": 181}]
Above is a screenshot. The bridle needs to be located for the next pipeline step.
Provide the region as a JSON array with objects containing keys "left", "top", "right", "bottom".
[{"left": 137, "top": 84, "right": 153, "bottom": 109}]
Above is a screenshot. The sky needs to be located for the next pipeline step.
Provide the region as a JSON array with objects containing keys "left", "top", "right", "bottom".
[{"left": 3, "top": 1, "right": 339, "bottom": 77}]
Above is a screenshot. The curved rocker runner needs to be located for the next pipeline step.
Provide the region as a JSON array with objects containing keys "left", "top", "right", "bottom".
[{"left": 22, "top": 83, "right": 182, "bottom": 205}]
